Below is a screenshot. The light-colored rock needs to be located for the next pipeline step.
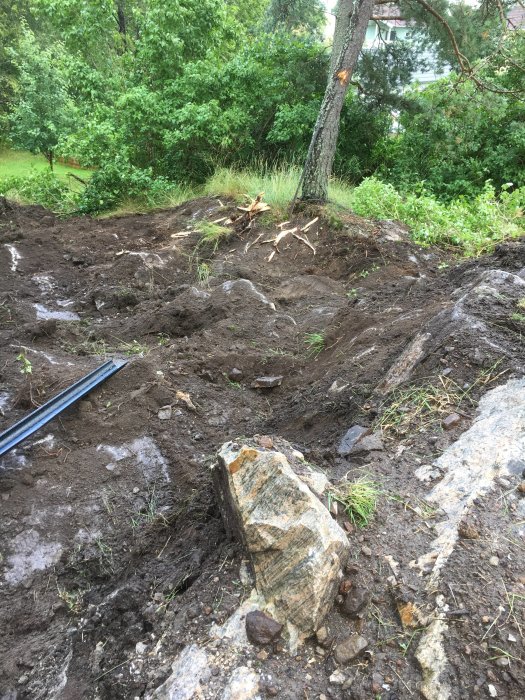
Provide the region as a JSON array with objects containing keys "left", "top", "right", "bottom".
[
  {"left": 221, "top": 666, "right": 260, "bottom": 700},
  {"left": 220, "top": 279, "right": 276, "bottom": 311},
  {"left": 329, "top": 670, "right": 346, "bottom": 685},
  {"left": 415, "top": 620, "right": 450, "bottom": 700},
  {"left": 415, "top": 376, "right": 525, "bottom": 700},
  {"left": 333, "top": 635, "right": 368, "bottom": 664},
  {"left": 376, "top": 332, "right": 431, "bottom": 395},
  {"left": 213, "top": 442, "right": 349, "bottom": 644},
  {"left": 413, "top": 378, "right": 525, "bottom": 581},
  {"left": 415, "top": 464, "right": 442, "bottom": 483},
  {"left": 149, "top": 645, "right": 210, "bottom": 700}
]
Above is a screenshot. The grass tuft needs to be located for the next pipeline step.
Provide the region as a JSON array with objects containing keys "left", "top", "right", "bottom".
[
  {"left": 195, "top": 220, "right": 233, "bottom": 252},
  {"left": 304, "top": 331, "right": 325, "bottom": 357},
  {"left": 330, "top": 477, "right": 381, "bottom": 527}
]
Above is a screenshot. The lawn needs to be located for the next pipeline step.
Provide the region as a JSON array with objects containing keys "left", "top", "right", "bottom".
[{"left": 0, "top": 148, "right": 93, "bottom": 183}]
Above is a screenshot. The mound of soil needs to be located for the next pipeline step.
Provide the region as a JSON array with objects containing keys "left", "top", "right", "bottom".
[{"left": 0, "top": 198, "right": 524, "bottom": 699}]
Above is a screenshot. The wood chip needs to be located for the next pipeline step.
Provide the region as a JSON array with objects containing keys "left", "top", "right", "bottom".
[
  {"left": 245, "top": 232, "right": 264, "bottom": 253},
  {"left": 170, "top": 231, "right": 193, "bottom": 238},
  {"left": 176, "top": 390, "right": 197, "bottom": 411}
]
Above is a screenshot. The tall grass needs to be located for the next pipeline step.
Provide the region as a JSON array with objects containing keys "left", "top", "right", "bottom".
[{"left": 204, "top": 164, "right": 355, "bottom": 218}]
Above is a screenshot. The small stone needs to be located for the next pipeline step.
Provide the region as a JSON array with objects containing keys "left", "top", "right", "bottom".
[
  {"left": 489, "top": 556, "right": 499, "bottom": 566},
  {"left": 339, "top": 579, "right": 352, "bottom": 595},
  {"left": 333, "top": 635, "right": 368, "bottom": 665},
  {"left": 517, "top": 482, "right": 525, "bottom": 494},
  {"left": 245, "top": 611, "right": 282, "bottom": 646},
  {"left": 133, "top": 487, "right": 140, "bottom": 494},
  {"left": 203, "top": 606, "right": 212, "bottom": 615},
  {"left": 329, "top": 670, "right": 346, "bottom": 685},
  {"left": 342, "top": 586, "right": 369, "bottom": 618},
  {"left": 337, "top": 426, "right": 370, "bottom": 456},
  {"left": 488, "top": 684, "right": 498, "bottom": 697},
  {"left": 186, "top": 605, "right": 199, "bottom": 620},
  {"left": 352, "top": 432, "right": 383, "bottom": 453},
  {"left": 316, "top": 626, "right": 329, "bottom": 647},
  {"left": 256, "top": 649, "right": 268, "bottom": 661},
  {"left": 343, "top": 521, "right": 354, "bottom": 534},
  {"left": 228, "top": 368, "right": 243, "bottom": 381},
  {"left": 442, "top": 413, "right": 461, "bottom": 430},
  {"left": 157, "top": 405, "right": 172, "bottom": 420},
  {"left": 18, "top": 675, "right": 28, "bottom": 685},
  {"left": 257, "top": 435, "right": 274, "bottom": 449},
  {"left": 361, "top": 545, "right": 372, "bottom": 557},
  {"left": 458, "top": 519, "right": 479, "bottom": 540},
  {"left": 251, "top": 376, "right": 283, "bottom": 389},
  {"left": 482, "top": 616, "right": 491, "bottom": 623},
  {"left": 414, "top": 464, "right": 442, "bottom": 483},
  {"left": 495, "top": 657, "right": 510, "bottom": 667},
  {"left": 266, "top": 686, "right": 278, "bottom": 697}
]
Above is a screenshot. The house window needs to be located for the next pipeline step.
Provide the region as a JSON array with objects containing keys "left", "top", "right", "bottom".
[{"left": 389, "top": 28, "right": 397, "bottom": 42}]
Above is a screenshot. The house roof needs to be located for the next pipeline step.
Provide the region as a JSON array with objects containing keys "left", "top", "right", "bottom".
[
  {"left": 507, "top": 5, "right": 525, "bottom": 29},
  {"left": 372, "top": 3, "right": 407, "bottom": 28}
]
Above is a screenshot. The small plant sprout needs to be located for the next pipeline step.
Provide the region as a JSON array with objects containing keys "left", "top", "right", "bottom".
[
  {"left": 196, "top": 221, "right": 232, "bottom": 252},
  {"left": 16, "top": 352, "right": 32, "bottom": 374},
  {"left": 197, "top": 261, "right": 211, "bottom": 286},
  {"left": 329, "top": 477, "right": 381, "bottom": 527},
  {"left": 517, "top": 298, "right": 525, "bottom": 310},
  {"left": 304, "top": 331, "right": 325, "bottom": 357}
]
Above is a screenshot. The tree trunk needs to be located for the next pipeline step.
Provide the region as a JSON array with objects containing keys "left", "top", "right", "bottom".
[
  {"left": 300, "top": 0, "right": 374, "bottom": 203},
  {"left": 47, "top": 151, "right": 54, "bottom": 171}
]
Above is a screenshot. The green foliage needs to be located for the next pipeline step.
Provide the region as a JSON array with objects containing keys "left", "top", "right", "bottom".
[
  {"left": 0, "top": 0, "right": 30, "bottom": 138},
  {"left": 385, "top": 31, "right": 525, "bottom": 200},
  {"left": 264, "top": 0, "right": 325, "bottom": 36},
  {"left": 304, "top": 331, "right": 325, "bottom": 357},
  {"left": 9, "top": 29, "right": 77, "bottom": 168},
  {"left": 329, "top": 478, "right": 381, "bottom": 528},
  {"left": 0, "top": 170, "right": 78, "bottom": 212},
  {"left": 195, "top": 221, "right": 233, "bottom": 252},
  {"left": 77, "top": 157, "right": 173, "bottom": 214},
  {"left": 349, "top": 177, "right": 525, "bottom": 255},
  {"left": 16, "top": 352, "right": 33, "bottom": 375}
]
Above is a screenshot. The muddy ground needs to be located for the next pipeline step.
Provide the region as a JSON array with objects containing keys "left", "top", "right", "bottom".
[{"left": 0, "top": 196, "right": 524, "bottom": 700}]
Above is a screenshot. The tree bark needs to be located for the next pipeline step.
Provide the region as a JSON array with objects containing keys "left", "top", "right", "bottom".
[{"left": 300, "top": 0, "right": 375, "bottom": 203}]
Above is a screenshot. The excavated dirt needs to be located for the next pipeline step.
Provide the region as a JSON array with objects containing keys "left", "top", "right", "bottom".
[{"left": 0, "top": 197, "right": 525, "bottom": 700}]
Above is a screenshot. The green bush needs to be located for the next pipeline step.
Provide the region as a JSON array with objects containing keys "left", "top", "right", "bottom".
[
  {"left": 0, "top": 170, "right": 77, "bottom": 212},
  {"left": 77, "top": 157, "right": 174, "bottom": 214},
  {"left": 349, "top": 177, "right": 525, "bottom": 254},
  {"left": 385, "top": 63, "right": 525, "bottom": 199}
]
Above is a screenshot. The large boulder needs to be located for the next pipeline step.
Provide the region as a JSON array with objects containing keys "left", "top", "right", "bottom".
[{"left": 212, "top": 441, "right": 349, "bottom": 642}]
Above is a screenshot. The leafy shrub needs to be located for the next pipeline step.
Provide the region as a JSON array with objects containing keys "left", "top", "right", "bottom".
[
  {"left": 349, "top": 177, "right": 525, "bottom": 255},
  {"left": 385, "top": 62, "right": 525, "bottom": 199},
  {"left": 77, "top": 157, "right": 174, "bottom": 214},
  {"left": 0, "top": 170, "right": 77, "bottom": 212}
]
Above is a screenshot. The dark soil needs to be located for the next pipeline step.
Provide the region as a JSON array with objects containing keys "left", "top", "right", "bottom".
[{"left": 0, "top": 198, "right": 524, "bottom": 700}]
